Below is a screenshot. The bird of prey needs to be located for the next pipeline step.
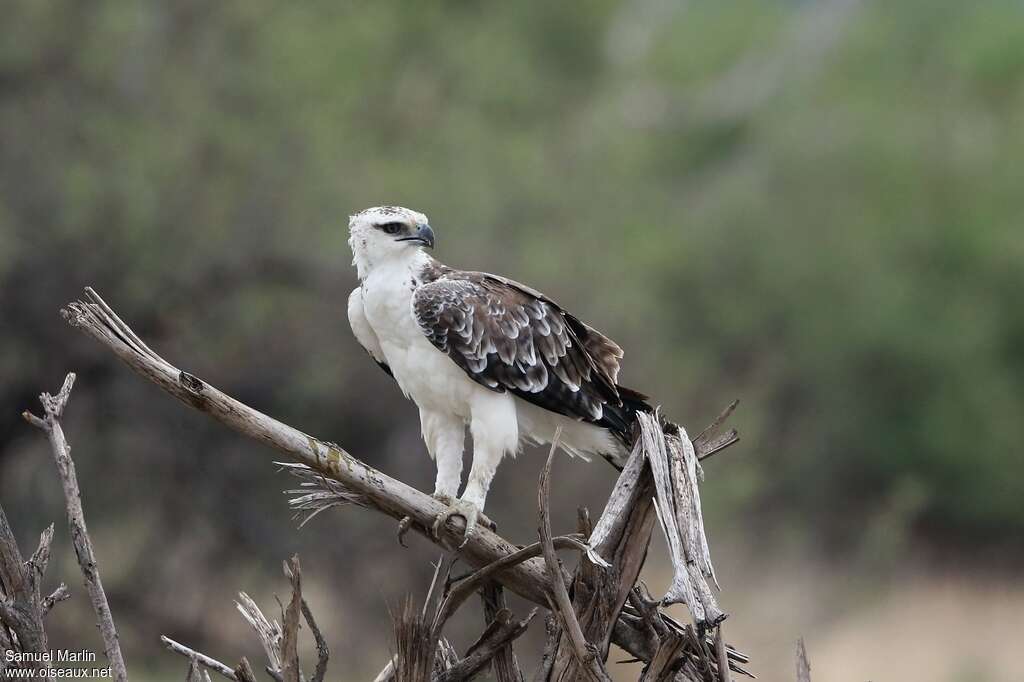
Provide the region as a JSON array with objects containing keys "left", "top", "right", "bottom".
[{"left": 347, "top": 206, "right": 652, "bottom": 541}]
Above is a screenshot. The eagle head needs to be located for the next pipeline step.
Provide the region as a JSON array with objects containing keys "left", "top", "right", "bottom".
[{"left": 348, "top": 206, "right": 434, "bottom": 278}]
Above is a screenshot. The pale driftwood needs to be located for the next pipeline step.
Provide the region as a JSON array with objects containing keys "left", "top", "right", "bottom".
[
  {"left": 21, "top": 373, "right": 128, "bottom": 681},
  {"left": 235, "top": 592, "right": 283, "bottom": 674},
  {"left": 796, "top": 638, "right": 811, "bottom": 682},
  {"left": 645, "top": 412, "right": 724, "bottom": 628},
  {"left": 63, "top": 288, "right": 742, "bottom": 675}
]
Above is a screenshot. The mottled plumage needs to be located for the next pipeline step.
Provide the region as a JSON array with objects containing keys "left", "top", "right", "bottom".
[
  {"left": 346, "top": 206, "right": 651, "bottom": 541},
  {"left": 413, "top": 266, "right": 648, "bottom": 440}
]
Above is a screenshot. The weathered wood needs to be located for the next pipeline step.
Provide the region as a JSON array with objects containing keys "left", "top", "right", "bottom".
[
  {"left": 64, "top": 291, "right": 557, "bottom": 604},
  {"left": 436, "top": 608, "right": 535, "bottom": 682},
  {"left": 0, "top": 506, "right": 50, "bottom": 670},
  {"left": 645, "top": 413, "right": 724, "bottom": 628},
  {"left": 161, "top": 636, "right": 238, "bottom": 681},
  {"left": 796, "top": 638, "right": 811, "bottom": 682},
  {"left": 64, "top": 288, "right": 744, "bottom": 679},
  {"left": 714, "top": 627, "right": 730, "bottom": 682},
  {"left": 280, "top": 556, "right": 302, "bottom": 682},
  {"left": 639, "top": 630, "right": 685, "bottom": 682},
  {"left": 394, "top": 598, "right": 436, "bottom": 682},
  {"left": 22, "top": 373, "right": 129, "bottom": 682},
  {"left": 480, "top": 584, "right": 524, "bottom": 682},
  {"left": 547, "top": 436, "right": 659, "bottom": 680},
  {"left": 301, "top": 597, "right": 330, "bottom": 682},
  {"left": 537, "top": 438, "right": 612, "bottom": 682}
]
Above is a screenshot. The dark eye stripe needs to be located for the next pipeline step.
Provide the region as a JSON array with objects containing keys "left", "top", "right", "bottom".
[{"left": 376, "top": 222, "right": 405, "bottom": 234}]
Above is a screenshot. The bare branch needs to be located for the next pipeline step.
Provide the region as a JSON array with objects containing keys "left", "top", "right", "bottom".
[
  {"left": 436, "top": 609, "right": 537, "bottom": 682},
  {"left": 23, "top": 373, "right": 128, "bottom": 681},
  {"left": 280, "top": 557, "right": 302, "bottom": 682},
  {"left": 301, "top": 599, "right": 329, "bottom": 682},
  {"left": 63, "top": 288, "right": 744, "bottom": 677},
  {"left": 537, "top": 433, "right": 611, "bottom": 682},
  {"left": 42, "top": 584, "right": 71, "bottom": 616},
  {"left": 796, "top": 638, "right": 811, "bottom": 682},
  {"left": 531, "top": 615, "right": 559, "bottom": 682},
  {"left": 0, "top": 503, "right": 49, "bottom": 667},
  {"left": 639, "top": 630, "right": 685, "bottom": 682},
  {"left": 234, "top": 659, "right": 259, "bottom": 682},
  {"left": 161, "top": 636, "right": 238, "bottom": 681},
  {"left": 235, "top": 593, "right": 283, "bottom": 674},
  {"left": 480, "top": 584, "right": 524, "bottom": 682},
  {"left": 714, "top": 627, "right": 731, "bottom": 682},
  {"left": 187, "top": 657, "right": 204, "bottom": 682},
  {"left": 433, "top": 535, "right": 596, "bottom": 634}
]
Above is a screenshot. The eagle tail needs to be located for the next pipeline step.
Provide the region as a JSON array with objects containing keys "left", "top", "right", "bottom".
[{"left": 599, "top": 384, "right": 655, "bottom": 447}]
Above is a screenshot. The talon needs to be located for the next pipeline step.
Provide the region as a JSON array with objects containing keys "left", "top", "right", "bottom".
[
  {"left": 431, "top": 498, "right": 483, "bottom": 548},
  {"left": 397, "top": 516, "right": 413, "bottom": 547}
]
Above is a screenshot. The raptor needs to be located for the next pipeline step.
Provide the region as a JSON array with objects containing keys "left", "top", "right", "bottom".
[{"left": 347, "top": 206, "right": 652, "bottom": 542}]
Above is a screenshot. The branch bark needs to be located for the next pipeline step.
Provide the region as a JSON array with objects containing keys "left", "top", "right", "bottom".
[
  {"left": 0, "top": 507, "right": 50, "bottom": 670},
  {"left": 537, "top": 436, "right": 611, "bottom": 682},
  {"left": 795, "top": 638, "right": 811, "bottom": 682},
  {"left": 479, "top": 584, "right": 523, "bottom": 682},
  {"left": 22, "top": 373, "right": 128, "bottom": 682}
]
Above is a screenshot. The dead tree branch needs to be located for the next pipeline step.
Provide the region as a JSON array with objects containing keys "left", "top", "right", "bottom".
[
  {"left": 22, "top": 373, "right": 128, "bottom": 682},
  {"left": 537, "top": 434, "right": 611, "bottom": 682},
  {"left": 796, "top": 638, "right": 811, "bottom": 682},
  {"left": 479, "top": 584, "right": 524, "bottom": 682},
  {"left": 64, "top": 287, "right": 746, "bottom": 680},
  {"left": 161, "top": 637, "right": 238, "bottom": 681},
  {"left": 0, "top": 508, "right": 53, "bottom": 672}
]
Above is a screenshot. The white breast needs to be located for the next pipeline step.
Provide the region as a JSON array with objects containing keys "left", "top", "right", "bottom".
[{"left": 360, "top": 257, "right": 481, "bottom": 417}]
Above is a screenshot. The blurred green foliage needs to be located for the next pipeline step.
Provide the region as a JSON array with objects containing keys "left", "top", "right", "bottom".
[{"left": 2, "top": 0, "right": 1023, "bottom": 675}]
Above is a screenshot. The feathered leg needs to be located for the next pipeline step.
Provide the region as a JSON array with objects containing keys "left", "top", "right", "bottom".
[
  {"left": 420, "top": 410, "right": 464, "bottom": 502},
  {"left": 433, "top": 393, "right": 517, "bottom": 546}
]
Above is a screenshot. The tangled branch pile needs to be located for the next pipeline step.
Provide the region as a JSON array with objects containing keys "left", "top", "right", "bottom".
[{"left": 4, "top": 287, "right": 754, "bottom": 681}]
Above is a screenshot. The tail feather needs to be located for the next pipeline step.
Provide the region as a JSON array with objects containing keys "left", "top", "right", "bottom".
[{"left": 598, "top": 383, "right": 655, "bottom": 446}]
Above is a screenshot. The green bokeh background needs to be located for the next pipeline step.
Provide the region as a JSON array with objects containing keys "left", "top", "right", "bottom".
[{"left": 2, "top": 1, "right": 1022, "bottom": 680}]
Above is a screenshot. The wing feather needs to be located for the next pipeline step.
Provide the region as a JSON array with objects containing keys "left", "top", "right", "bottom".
[
  {"left": 412, "top": 271, "right": 634, "bottom": 427},
  {"left": 348, "top": 287, "right": 393, "bottom": 378}
]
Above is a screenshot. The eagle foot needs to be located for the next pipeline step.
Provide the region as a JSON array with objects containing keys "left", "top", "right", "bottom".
[{"left": 431, "top": 499, "right": 495, "bottom": 549}]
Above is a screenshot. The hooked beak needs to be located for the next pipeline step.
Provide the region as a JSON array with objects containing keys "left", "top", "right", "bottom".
[{"left": 397, "top": 224, "right": 435, "bottom": 249}]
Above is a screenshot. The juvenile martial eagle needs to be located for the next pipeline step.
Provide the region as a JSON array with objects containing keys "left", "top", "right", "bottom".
[{"left": 347, "top": 206, "right": 652, "bottom": 540}]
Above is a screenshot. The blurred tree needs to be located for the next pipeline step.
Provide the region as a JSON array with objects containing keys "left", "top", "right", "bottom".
[{"left": 2, "top": 0, "right": 1023, "bottom": 677}]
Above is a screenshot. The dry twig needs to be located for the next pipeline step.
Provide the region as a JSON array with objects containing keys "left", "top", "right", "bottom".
[
  {"left": 537, "top": 432, "right": 611, "bottom": 682},
  {"left": 22, "top": 373, "right": 128, "bottom": 682},
  {"left": 796, "top": 638, "right": 811, "bottom": 682}
]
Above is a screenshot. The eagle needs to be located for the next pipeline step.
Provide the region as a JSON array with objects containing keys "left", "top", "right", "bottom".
[{"left": 347, "top": 206, "right": 652, "bottom": 541}]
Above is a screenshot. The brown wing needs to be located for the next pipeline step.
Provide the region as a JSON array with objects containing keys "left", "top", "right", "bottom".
[{"left": 413, "top": 271, "right": 643, "bottom": 430}]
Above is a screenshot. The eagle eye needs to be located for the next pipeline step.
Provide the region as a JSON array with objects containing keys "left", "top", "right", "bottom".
[{"left": 378, "top": 222, "right": 404, "bottom": 235}]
